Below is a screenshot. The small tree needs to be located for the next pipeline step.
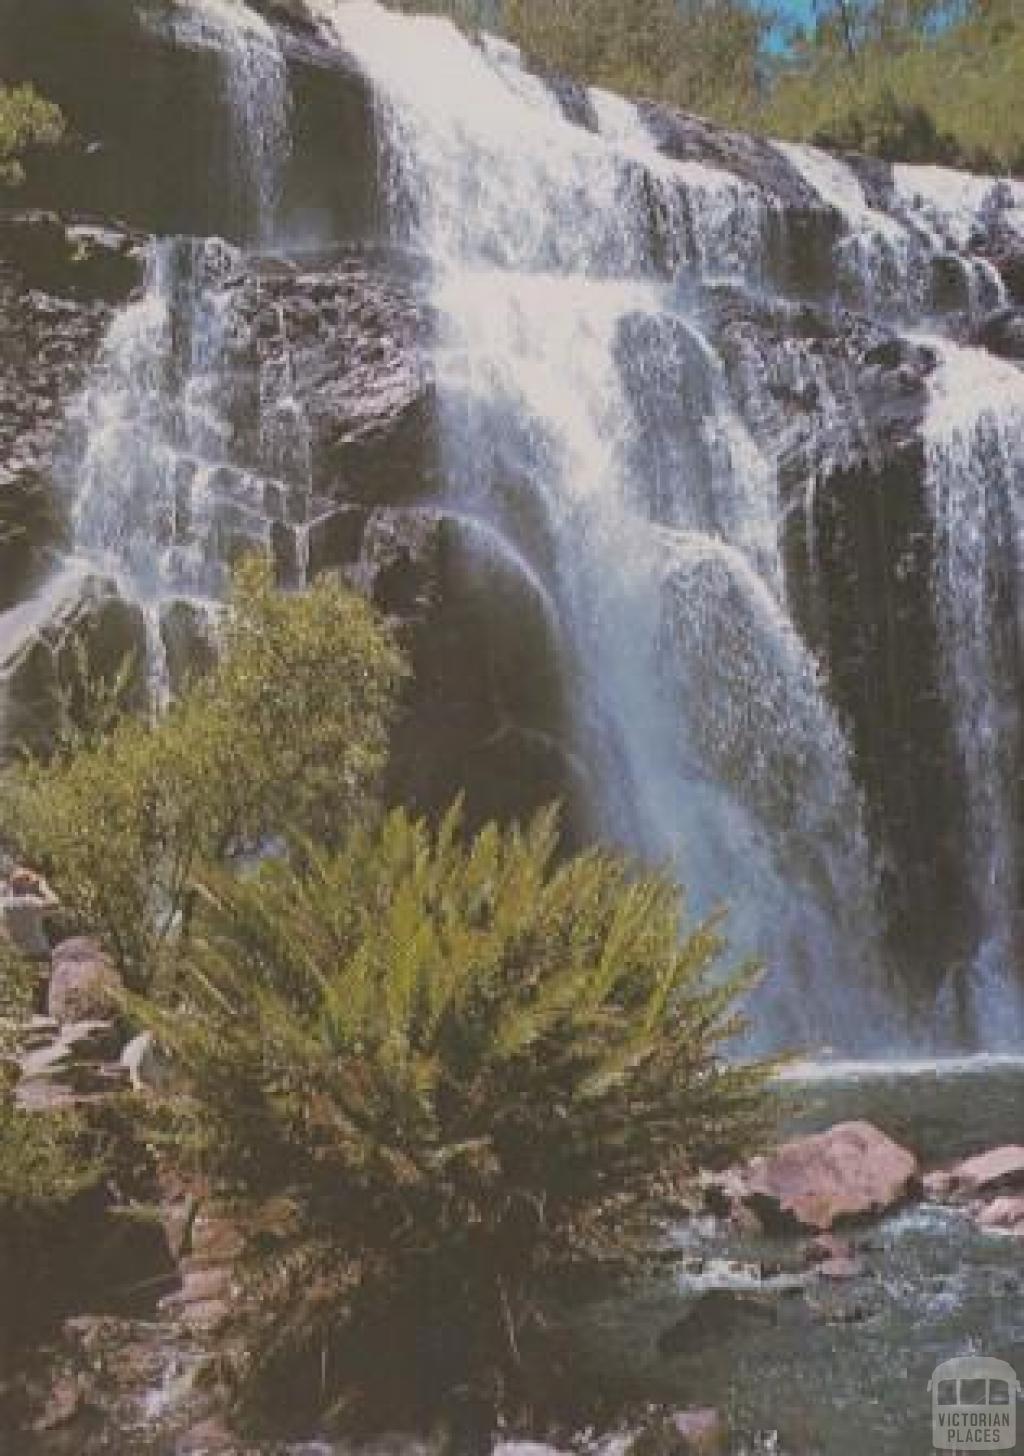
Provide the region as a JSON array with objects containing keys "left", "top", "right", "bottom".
[
  {"left": 0, "top": 85, "right": 64, "bottom": 187},
  {"left": 151, "top": 805, "right": 774, "bottom": 1431},
  {"left": 1, "top": 557, "right": 407, "bottom": 986}
]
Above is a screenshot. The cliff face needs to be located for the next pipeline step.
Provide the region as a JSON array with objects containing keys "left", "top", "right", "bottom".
[{"left": 1, "top": 0, "right": 1022, "bottom": 1040}]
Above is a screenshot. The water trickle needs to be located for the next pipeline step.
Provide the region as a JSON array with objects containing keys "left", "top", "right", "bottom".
[
  {"left": 66, "top": 237, "right": 308, "bottom": 684},
  {"left": 59, "top": 0, "right": 300, "bottom": 690},
  {"left": 166, "top": 0, "right": 292, "bottom": 242}
]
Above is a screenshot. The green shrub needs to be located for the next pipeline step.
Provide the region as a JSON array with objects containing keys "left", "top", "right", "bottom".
[
  {"left": 150, "top": 804, "right": 774, "bottom": 1431},
  {"left": 765, "top": 1, "right": 1024, "bottom": 171},
  {"left": 0, "top": 84, "right": 64, "bottom": 187},
  {"left": 1, "top": 557, "right": 407, "bottom": 987}
]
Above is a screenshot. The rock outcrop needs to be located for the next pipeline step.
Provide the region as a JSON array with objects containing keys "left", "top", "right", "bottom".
[{"left": 0, "top": 212, "right": 143, "bottom": 610}]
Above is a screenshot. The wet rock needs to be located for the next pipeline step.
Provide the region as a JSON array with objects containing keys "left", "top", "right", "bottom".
[
  {"left": 1, "top": 573, "right": 148, "bottom": 758},
  {"left": 712, "top": 1121, "right": 920, "bottom": 1233},
  {"left": 357, "top": 506, "right": 588, "bottom": 838},
  {"left": 0, "top": 211, "right": 145, "bottom": 302},
  {"left": 710, "top": 288, "right": 958, "bottom": 978},
  {"left": 48, "top": 939, "right": 123, "bottom": 1026},
  {"left": 636, "top": 103, "right": 824, "bottom": 214},
  {"left": 807, "top": 1290, "right": 879, "bottom": 1326},
  {"left": 802, "top": 1233, "right": 863, "bottom": 1280},
  {"left": 160, "top": 599, "right": 219, "bottom": 695},
  {"left": 32, "top": 1369, "right": 88, "bottom": 1432},
  {"left": 977, "top": 222, "right": 1024, "bottom": 305},
  {"left": 814, "top": 1253, "right": 863, "bottom": 1281},
  {"left": 0, "top": 214, "right": 138, "bottom": 607},
  {"left": 304, "top": 501, "right": 367, "bottom": 578},
  {"left": 230, "top": 249, "right": 436, "bottom": 506},
  {"left": 972, "top": 306, "right": 1024, "bottom": 361},
  {"left": 926, "top": 1145, "right": 1024, "bottom": 1202},
  {"left": 177, "top": 1416, "right": 247, "bottom": 1454}
]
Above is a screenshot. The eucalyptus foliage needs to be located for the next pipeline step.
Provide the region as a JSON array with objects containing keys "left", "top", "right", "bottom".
[
  {"left": 0, "top": 84, "right": 64, "bottom": 187},
  {"left": 2, "top": 558, "right": 406, "bottom": 987}
]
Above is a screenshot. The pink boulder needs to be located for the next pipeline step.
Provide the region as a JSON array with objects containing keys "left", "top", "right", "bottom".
[
  {"left": 719, "top": 1120, "right": 919, "bottom": 1233},
  {"left": 974, "top": 1196, "right": 1024, "bottom": 1236},
  {"left": 927, "top": 1146, "right": 1024, "bottom": 1203}
]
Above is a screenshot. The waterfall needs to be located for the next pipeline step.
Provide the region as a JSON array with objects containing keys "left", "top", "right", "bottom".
[
  {"left": 61, "top": 0, "right": 300, "bottom": 691},
  {"left": 310, "top": 0, "right": 888, "bottom": 1050},
  {"left": 778, "top": 142, "right": 1008, "bottom": 316},
  {"left": 67, "top": 239, "right": 250, "bottom": 692},
  {"left": 13, "top": 0, "right": 1021, "bottom": 1051},
  {"left": 163, "top": 0, "right": 292, "bottom": 242},
  {"left": 923, "top": 341, "right": 1024, "bottom": 1045}
]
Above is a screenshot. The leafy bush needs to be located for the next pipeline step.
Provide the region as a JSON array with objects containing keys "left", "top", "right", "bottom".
[
  {"left": 2, "top": 557, "right": 407, "bottom": 987},
  {"left": 151, "top": 805, "right": 774, "bottom": 1431},
  {"left": 0, "top": 84, "right": 65, "bottom": 187},
  {"left": 766, "top": 0, "right": 1024, "bottom": 171}
]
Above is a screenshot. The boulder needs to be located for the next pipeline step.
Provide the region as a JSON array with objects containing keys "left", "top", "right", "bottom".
[
  {"left": 713, "top": 1121, "right": 920, "bottom": 1233},
  {"left": 0, "top": 211, "right": 144, "bottom": 303},
  {"left": 925, "top": 1146, "right": 1024, "bottom": 1203},
  {"left": 973, "top": 306, "right": 1024, "bottom": 362},
  {"left": 974, "top": 1196, "right": 1024, "bottom": 1236},
  {"left": 48, "top": 938, "right": 123, "bottom": 1025}
]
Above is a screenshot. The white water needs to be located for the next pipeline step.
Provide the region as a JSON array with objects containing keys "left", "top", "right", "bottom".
[
  {"left": 923, "top": 341, "right": 1024, "bottom": 1044},
  {"left": 310, "top": 0, "right": 887, "bottom": 1049},
  {"left": 10, "top": 0, "right": 1019, "bottom": 1053},
  {"left": 590, "top": 86, "right": 772, "bottom": 281},
  {"left": 779, "top": 141, "right": 1008, "bottom": 315},
  {"left": 164, "top": 0, "right": 291, "bottom": 241},
  {"left": 63, "top": 0, "right": 299, "bottom": 686}
]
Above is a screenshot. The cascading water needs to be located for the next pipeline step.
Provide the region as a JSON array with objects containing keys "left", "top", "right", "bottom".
[
  {"left": 10, "top": 0, "right": 1021, "bottom": 1052},
  {"left": 67, "top": 238, "right": 256, "bottom": 701},
  {"left": 923, "top": 340, "right": 1024, "bottom": 1044},
  {"left": 778, "top": 141, "right": 1009, "bottom": 316},
  {"left": 310, "top": 0, "right": 888, "bottom": 1049},
  {"left": 62, "top": 0, "right": 300, "bottom": 696},
  {"left": 162, "top": 0, "right": 292, "bottom": 243}
]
